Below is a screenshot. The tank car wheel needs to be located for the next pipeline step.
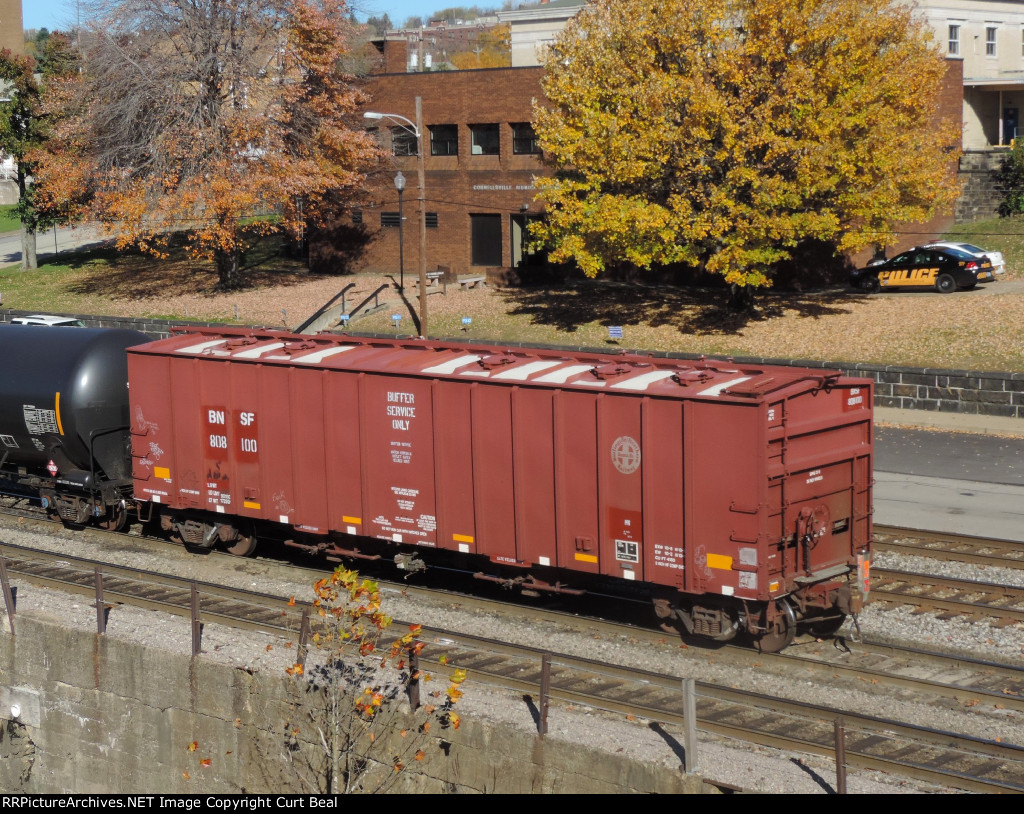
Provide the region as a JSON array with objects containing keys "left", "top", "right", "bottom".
[
  {"left": 39, "top": 491, "right": 60, "bottom": 522},
  {"left": 99, "top": 501, "right": 129, "bottom": 532},
  {"left": 755, "top": 600, "right": 797, "bottom": 653}
]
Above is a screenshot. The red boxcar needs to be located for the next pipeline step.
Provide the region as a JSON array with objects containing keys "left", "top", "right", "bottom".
[{"left": 127, "top": 328, "right": 873, "bottom": 651}]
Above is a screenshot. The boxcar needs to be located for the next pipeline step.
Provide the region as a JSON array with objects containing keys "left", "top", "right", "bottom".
[{"left": 127, "top": 328, "right": 873, "bottom": 651}]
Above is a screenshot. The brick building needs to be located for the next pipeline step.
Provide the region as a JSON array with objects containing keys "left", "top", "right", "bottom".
[{"left": 311, "top": 57, "right": 548, "bottom": 282}]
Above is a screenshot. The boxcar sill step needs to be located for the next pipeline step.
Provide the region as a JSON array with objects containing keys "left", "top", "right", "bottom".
[{"left": 792, "top": 564, "right": 851, "bottom": 584}]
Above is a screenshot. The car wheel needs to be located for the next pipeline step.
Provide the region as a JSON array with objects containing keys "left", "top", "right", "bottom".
[
  {"left": 935, "top": 273, "right": 957, "bottom": 294},
  {"left": 859, "top": 276, "right": 880, "bottom": 293}
]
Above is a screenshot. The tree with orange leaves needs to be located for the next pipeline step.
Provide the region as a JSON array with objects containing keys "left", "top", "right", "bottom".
[
  {"left": 0, "top": 35, "right": 77, "bottom": 270},
  {"left": 278, "top": 567, "right": 466, "bottom": 794},
  {"left": 31, "top": 0, "right": 381, "bottom": 289}
]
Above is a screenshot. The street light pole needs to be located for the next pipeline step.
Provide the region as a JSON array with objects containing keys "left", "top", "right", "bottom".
[
  {"left": 415, "top": 96, "right": 427, "bottom": 338},
  {"left": 364, "top": 100, "right": 429, "bottom": 337},
  {"left": 394, "top": 171, "right": 406, "bottom": 292}
]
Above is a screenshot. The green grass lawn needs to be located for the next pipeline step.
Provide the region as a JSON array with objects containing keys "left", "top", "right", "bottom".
[
  {"left": 3, "top": 217, "right": 1024, "bottom": 371},
  {"left": 0, "top": 233, "right": 310, "bottom": 317},
  {"left": 0, "top": 205, "right": 20, "bottom": 233}
]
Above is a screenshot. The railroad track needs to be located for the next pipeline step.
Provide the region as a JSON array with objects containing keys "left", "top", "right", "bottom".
[
  {"left": 869, "top": 567, "right": 1024, "bottom": 626},
  {"left": 874, "top": 524, "right": 1024, "bottom": 571},
  {"left": 1, "top": 539, "right": 1024, "bottom": 792}
]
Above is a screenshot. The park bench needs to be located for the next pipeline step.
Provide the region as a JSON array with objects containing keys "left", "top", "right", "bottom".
[
  {"left": 410, "top": 270, "right": 448, "bottom": 293},
  {"left": 457, "top": 274, "right": 486, "bottom": 290}
]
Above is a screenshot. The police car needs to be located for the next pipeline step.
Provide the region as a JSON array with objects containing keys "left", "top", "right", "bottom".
[{"left": 850, "top": 246, "right": 996, "bottom": 294}]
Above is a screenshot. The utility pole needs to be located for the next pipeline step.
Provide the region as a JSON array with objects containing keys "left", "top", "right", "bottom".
[{"left": 416, "top": 96, "right": 428, "bottom": 338}]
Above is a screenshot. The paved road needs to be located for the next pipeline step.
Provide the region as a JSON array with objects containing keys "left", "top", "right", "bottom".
[
  {"left": 0, "top": 224, "right": 108, "bottom": 269},
  {"left": 873, "top": 423, "right": 1024, "bottom": 541}
]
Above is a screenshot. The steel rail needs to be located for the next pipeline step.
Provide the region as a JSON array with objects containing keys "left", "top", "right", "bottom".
[
  {"left": 773, "top": 650, "right": 1024, "bottom": 712},
  {"left": 3, "top": 542, "right": 1023, "bottom": 792},
  {"left": 416, "top": 629, "right": 1024, "bottom": 793},
  {"left": 870, "top": 566, "right": 1024, "bottom": 624},
  {"left": 4, "top": 508, "right": 1024, "bottom": 715},
  {"left": 874, "top": 524, "right": 1024, "bottom": 570}
]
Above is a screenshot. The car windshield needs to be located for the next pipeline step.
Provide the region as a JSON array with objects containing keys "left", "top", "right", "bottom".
[
  {"left": 941, "top": 247, "right": 975, "bottom": 260},
  {"left": 956, "top": 243, "right": 987, "bottom": 254}
]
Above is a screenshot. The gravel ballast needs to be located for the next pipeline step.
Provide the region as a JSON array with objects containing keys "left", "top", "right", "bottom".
[{"left": 1, "top": 520, "right": 1018, "bottom": 794}]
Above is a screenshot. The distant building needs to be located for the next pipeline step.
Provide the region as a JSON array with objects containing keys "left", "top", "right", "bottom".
[
  {"left": 923, "top": 1, "right": 1024, "bottom": 148},
  {"left": 0, "top": 0, "right": 24, "bottom": 55},
  {"left": 310, "top": 52, "right": 546, "bottom": 282},
  {"left": 498, "top": 0, "right": 586, "bottom": 67},
  {"left": 384, "top": 15, "right": 501, "bottom": 73}
]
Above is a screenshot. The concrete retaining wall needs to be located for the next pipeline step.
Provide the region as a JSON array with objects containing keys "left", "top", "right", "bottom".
[
  {"left": 2, "top": 309, "right": 1022, "bottom": 419},
  {"left": 0, "top": 616, "right": 709, "bottom": 794},
  {"left": 0, "top": 181, "right": 18, "bottom": 207}
]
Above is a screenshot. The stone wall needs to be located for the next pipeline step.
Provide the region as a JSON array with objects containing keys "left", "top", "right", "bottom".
[
  {"left": 956, "top": 149, "right": 1009, "bottom": 223},
  {"left": 746, "top": 355, "right": 1024, "bottom": 420},
  {"left": 3, "top": 309, "right": 1022, "bottom": 419},
  {"left": 0, "top": 615, "right": 709, "bottom": 795}
]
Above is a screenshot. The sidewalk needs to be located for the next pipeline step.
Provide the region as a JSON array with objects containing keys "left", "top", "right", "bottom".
[
  {"left": 875, "top": 406, "right": 1024, "bottom": 436},
  {"left": 0, "top": 222, "right": 108, "bottom": 269}
]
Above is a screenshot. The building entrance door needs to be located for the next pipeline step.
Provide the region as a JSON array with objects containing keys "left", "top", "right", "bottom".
[
  {"left": 471, "top": 214, "right": 502, "bottom": 267},
  {"left": 1005, "top": 107, "right": 1019, "bottom": 144},
  {"left": 511, "top": 214, "right": 545, "bottom": 268}
]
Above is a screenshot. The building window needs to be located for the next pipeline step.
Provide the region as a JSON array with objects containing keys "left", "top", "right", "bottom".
[
  {"left": 391, "top": 127, "right": 418, "bottom": 156},
  {"left": 987, "top": 26, "right": 998, "bottom": 57},
  {"left": 351, "top": 210, "right": 363, "bottom": 225},
  {"left": 948, "top": 24, "right": 960, "bottom": 56},
  {"left": 512, "top": 122, "right": 541, "bottom": 155},
  {"left": 383, "top": 212, "right": 436, "bottom": 227},
  {"left": 470, "top": 123, "right": 500, "bottom": 156},
  {"left": 430, "top": 124, "right": 458, "bottom": 156}
]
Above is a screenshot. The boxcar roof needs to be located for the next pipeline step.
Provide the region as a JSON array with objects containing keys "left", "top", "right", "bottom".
[{"left": 128, "top": 327, "right": 855, "bottom": 402}]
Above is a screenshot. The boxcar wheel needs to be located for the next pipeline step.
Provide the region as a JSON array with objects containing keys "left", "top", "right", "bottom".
[
  {"left": 935, "top": 273, "right": 957, "bottom": 293},
  {"left": 226, "top": 530, "right": 257, "bottom": 557},
  {"left": 755, "top": 600, "right": 797, "bottom": 653}
]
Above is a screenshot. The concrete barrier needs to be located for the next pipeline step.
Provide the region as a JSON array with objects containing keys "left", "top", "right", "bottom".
[{"left": 0, "top": 615, "right": 711, "bottom": 794}]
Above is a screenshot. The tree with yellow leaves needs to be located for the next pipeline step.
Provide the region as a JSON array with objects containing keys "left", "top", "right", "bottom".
[
  {"left": 532, "top": 0, "right": 960, "bottom": 296},
  {"left": 31, "top": 0, "right": 381, "bottom": 289},
  {"left": 278, "top": 567, "right": 466, "bottom": 794},
  {"left": 450, "top": 24, "right": 511, "bottom": 70}
]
